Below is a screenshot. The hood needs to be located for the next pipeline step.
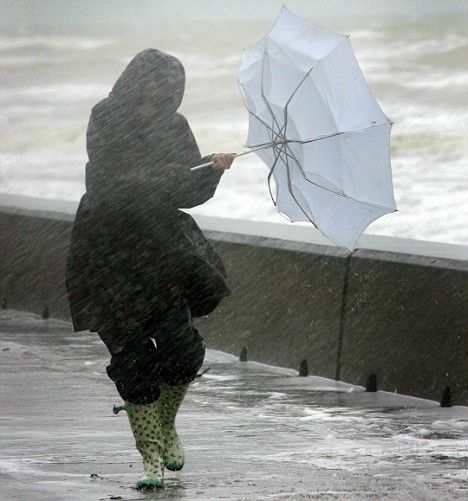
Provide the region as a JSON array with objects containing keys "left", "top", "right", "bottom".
[
  {"left": 85, "top": 49, "right": 190, "bottom": 206},
  {"left": 108, "top": 48, "right": 185, "bottom": 126}
]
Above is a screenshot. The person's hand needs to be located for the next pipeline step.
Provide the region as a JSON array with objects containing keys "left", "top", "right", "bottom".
[{"left": 211, "top": 153, "right": 237, "bottom": 171}]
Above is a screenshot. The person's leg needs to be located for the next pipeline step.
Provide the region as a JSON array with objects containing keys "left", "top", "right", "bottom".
[
  {"left": 104, "top": 333, "right": 162, "bottom": 405},
  {"left": 99, "top": 329, "right": 165, "bottom": 488},
  {"left": 157, "top": 382, "right": 189, "bottom": 470},
  {"left": 114, "top": 400, "right": 165, "bottom": 489},
  {"left": 147, "top": 303, "right": 206, "bottom": 471},
  {"left": 149, "top": 301, "right": 206, "bottom": 387},
  {"left": 98, "top": 302, "right": 206, "bottom": 481}
]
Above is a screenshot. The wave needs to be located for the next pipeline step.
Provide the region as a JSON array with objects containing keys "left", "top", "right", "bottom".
[
  {"left": 355, "top": 32, "right": 468, "bottom": 66},
  {"left": 366, "top": 66, "right": 468, "bottom": 93},
  {"left": 0, "top": 36, "right": 114, "bottom": 52},
  {"left": 350, "top": 29, "right": 387, "bottom": 40},
  {"left": 387, "top": 102, "right": 468, "bottom": 135},
  {"left": 391, "top": 132, "right": 468, "bottom": 156},
  {"left": 402, "top": 70, "right": 468, "bottom": 90},
  {"left": 0, "top": 55, "right": 83, "bottom": 67},
  {"left": 394, "top": 33, "right": 468, "bottom": 56},
  {"left": 0, "top": 83, "right": 110, "bottom": 104}
]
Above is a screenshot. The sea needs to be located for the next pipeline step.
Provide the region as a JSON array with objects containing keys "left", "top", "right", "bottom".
[{"left": 1, "top": 0, "right": 467, "bottom": 245}]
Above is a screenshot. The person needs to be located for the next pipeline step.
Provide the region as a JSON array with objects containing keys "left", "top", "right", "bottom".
[{"left": 65, "top": 48, "right": 235, "bottom": 489}]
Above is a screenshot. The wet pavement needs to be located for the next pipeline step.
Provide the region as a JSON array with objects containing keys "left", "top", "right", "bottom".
[{"left": 0, "top": 309, "right": 467, "bottom": 500}]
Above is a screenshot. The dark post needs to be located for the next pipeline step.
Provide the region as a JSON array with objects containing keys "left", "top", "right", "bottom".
[
  {"left": 366, "top": 373, "right": 377, "bottom": 392},
  {"left": 42, "top": 305, "right": 50, "bottom": 320},
  {"left": 440, "top": 386, "right": 452, "bottom": 407},
  {"left": 299, "top": 359, "right": 309, "bottom": 377},
  {"left": 239, "top": 346, "right": 248, "bottom": 362},
  {"left": 1, "top": 297, "right": 7, "bottom": 310}
]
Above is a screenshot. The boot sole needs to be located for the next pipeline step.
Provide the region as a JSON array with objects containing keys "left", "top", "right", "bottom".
[
  {"left": 166, "top": 462, "right": 184, "bottom": 471},
  {"left": 136, "top": 478, "right": 164, "bottom": 489}
]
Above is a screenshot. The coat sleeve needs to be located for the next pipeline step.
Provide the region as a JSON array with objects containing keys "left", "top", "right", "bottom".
[
  {"left": 86, "top": 105, "right": 224, "bottom": 209},
  {"left": 150, "top": 157, "right": 224, "bottom": 209},
  {"left": 167, "top": 114, "right": 225, "bottom": 208}
]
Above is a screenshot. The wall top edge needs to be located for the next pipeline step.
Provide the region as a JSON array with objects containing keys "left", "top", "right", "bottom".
[{"left": 1, "top": 193, "right": 468, "bottom": 262}]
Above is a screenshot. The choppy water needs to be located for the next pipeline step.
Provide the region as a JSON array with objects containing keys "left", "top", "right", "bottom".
[
  {"left": 0, "top": 1, "right": 467, "bottom": 245},
  {"left": 1, "top": 308, "right": 467, "bottom": 499}
]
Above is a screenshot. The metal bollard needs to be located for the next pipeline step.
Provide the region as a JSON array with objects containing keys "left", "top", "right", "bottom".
[
  {"left": 239, "top": 346, "right": 248, "bottom": 362},
  {"left": 299, "top": 359, "right": 309, "bottom": 377},
  {"left": 42, "top": 305, "right": 49, "bottom": 320},
  {"left": 365, "top": 373, "right": 377, "bottom": 392},
  {"left": 440, "top": 386, "right": 452, "bottom": 407}
]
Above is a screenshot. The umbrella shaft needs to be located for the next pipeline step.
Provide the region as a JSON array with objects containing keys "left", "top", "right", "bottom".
[
  {"left": 236, "top": 144, "right": 271, "bottom": 157},
  {"left": 190, "top": 144, "right": 268, "bottom": 171},
  {"left": 190, "top": 134, "right": 342, "bottom": 171}
]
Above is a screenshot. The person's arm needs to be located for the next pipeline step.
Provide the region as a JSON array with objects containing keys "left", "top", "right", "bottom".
[
  {"left": 144, "top": 153, "right": 224, "bottom": 209},
  {"left": 85, "top": 104, "right": 231, "bottom": 208},
  {"left": 156, "top": 114, "right": 226, "bottom": 208}
]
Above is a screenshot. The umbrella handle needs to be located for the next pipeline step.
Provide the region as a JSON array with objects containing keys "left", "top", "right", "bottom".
[
  {"left": 190, "top": 144, "right": 268, "bottom": 171},
  {"left": 190, "top": 160, "right": 215, "bottom": 171}
]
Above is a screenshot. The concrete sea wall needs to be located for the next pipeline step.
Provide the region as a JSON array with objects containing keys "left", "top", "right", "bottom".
[{"left": 1, "top": 194, "right": 467, "bottom": 405}]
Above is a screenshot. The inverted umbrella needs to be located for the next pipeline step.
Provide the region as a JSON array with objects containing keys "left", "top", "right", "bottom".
[{"left": 194, "top": 6, "right": 397, "bottom": 250}]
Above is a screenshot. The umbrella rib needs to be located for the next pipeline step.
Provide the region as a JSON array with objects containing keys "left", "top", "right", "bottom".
[
  {"left": 241, "top": 76, "right": 388, "bottom": 153},
  {"left": 238, "top": 81, "right": 283, "bottom": 144},
  {"left": 246, "top": 131, "right": 340, "bottom": 150},
  {"left": 280, "top": 146, "right": 391, "bottom": 244},
  {"left": 284, "top": 64, "right": 316, "bottom": 111},
  {"left": 282, "top": 142, "right": 394, "bottom": 211},
  {"left": 242, "top": 115, "right": 392, "bottom": 210},
  {"left": 268, "top": 143, "right": 296, "bottom": 208},
  {"left": 246, "top": 121, "right": 389, "bottom": 150},
  {"left": 279, "top": 144, "right": 317, "bottom": 226},
  {"left": 266, "top": 143, "right": 285, "bottom": 206},
  {"left": 238, "top": 81, "right": 281, "bottom": 144},
  {"left": 246, "top": 109, "right": 283, "bottom": 144},
  {"left": 289, "top": 131, "right": 342, "bottom": 144},
  {"left": 261, "top": 51, "right": 283, "bottom": 141},
  {"left": 262, "top": 52, "right": 289, "bottom": 142},
  {"left": 282, "top": 36, "right": 349, "bottom": 125},
  {"left": 290, "top": 121, "right": 390, "bottom": 144},
  {"left": 281, "top": 141, "right": 351, "bottom": 200}
]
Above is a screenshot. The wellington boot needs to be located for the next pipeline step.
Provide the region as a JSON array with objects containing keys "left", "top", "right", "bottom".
[
  {"left": 114, "top": 401, "right": 165, "bottom": 489},
  {"left": 157, "top": 382, "right": 189, "bottom": 471}
]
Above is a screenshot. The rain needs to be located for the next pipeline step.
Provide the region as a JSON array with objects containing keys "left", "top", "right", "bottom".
[{"left": 0, "top": 1, "right": 467, "bottom": 499}]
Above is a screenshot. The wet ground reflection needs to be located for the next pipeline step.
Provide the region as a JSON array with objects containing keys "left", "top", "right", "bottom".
[{"left": 1, "top": 309, "right": 467, "bottom": 500}]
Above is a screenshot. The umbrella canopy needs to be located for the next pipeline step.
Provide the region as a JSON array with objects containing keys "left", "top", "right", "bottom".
[{"left": 238, "top": 6, "right": 397, "bottom": 250}]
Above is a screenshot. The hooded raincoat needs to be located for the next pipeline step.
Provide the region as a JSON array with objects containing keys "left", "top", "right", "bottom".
[{"left": 65, "top": 49, "right": 230, "bottom": 402}]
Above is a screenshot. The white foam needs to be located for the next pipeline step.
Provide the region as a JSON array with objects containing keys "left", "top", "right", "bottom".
[
  {"left": 0, "top": 83, "right": 110, "bottom": 104},
  {"left": 0, "top": 36, "right": 114, "bottom": 52}
]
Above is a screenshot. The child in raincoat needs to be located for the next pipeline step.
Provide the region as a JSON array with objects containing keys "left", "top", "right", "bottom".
[{"left": 65, "top": 49, "right": 234, "bottom": 489}]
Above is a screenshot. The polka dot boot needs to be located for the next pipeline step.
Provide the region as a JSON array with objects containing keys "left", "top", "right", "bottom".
[
  {"left": 157, "top": 382, "right": 189, "bottom": 471},
  {"left": 114, "top": 401, "right": 165, "bottom": 489}
]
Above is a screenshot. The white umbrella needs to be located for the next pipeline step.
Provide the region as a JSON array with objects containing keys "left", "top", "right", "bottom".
[{"left": 194, "top": 6, "right": 397, "bottom": 251}]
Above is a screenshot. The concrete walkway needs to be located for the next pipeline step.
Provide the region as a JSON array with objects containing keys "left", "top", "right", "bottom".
[{"left": 1, "top": 309, "right": 467, "bottom": 500}]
